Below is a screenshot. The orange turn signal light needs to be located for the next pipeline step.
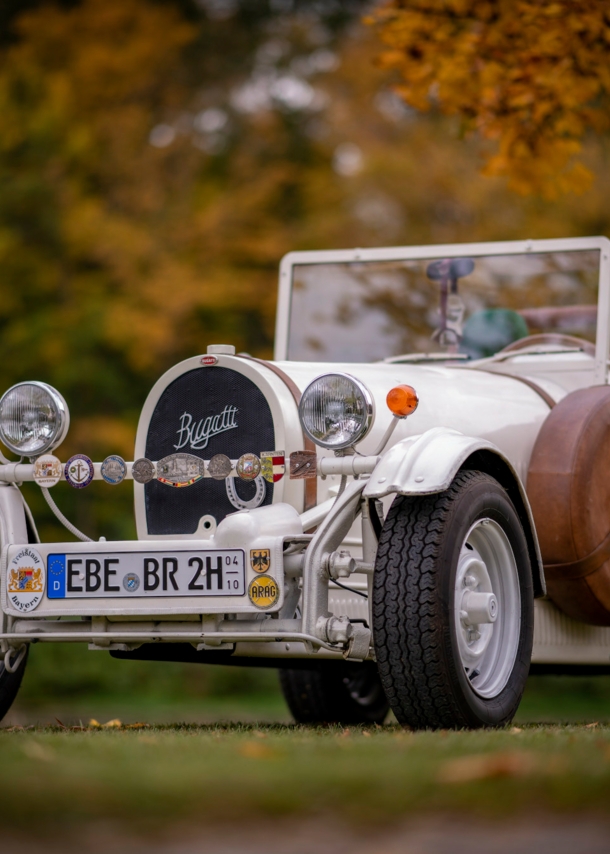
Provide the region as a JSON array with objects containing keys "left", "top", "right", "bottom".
[{"left": 386, "top": 384, "right": 419, "bottom": 418}]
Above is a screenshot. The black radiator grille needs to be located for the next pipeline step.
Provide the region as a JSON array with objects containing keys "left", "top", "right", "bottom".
[{"left": 144, "top": 366, "right": 275, "bottom": 535}]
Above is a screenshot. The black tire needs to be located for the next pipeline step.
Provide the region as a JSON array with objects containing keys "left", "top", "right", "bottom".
[
  {"left": 373, "top": 470, "right": 534, "bottom": 729},
  {"left": 279, "top": 662, "right": 389, "bottom": 725},
  {"left": 0, "top": 645, "right": 29, "bottom": 724}
]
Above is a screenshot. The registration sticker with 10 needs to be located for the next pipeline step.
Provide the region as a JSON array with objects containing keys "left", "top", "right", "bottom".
[{"left": 46, "top": 550, "right": 245, "bottom": 599}]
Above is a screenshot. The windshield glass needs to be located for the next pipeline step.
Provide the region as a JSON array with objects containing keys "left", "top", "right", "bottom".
[{"left": 287, "top": 250, "right": 600, "bottom": 362}]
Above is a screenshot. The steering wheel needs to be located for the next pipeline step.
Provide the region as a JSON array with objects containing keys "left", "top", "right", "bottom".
[{"left": 498, "top": 333, "right": 595, "bottom": 357}]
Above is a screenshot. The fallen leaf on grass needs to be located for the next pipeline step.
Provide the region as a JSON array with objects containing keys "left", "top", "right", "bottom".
[
  {"left": 510, "top": 727, "right": 522, "bottom": 734},
  {"left": 437, "top": 751, "right": 537, "bottom": 783},
  {"left": 124, "top": 722, "right": 150, "bottom": 730},
  {"left": 239, "top": 741, "right": 278, "bottom": 759},
  {"left": 585, "top": 722, "right": 599, "bottom": 729},
  {"left": 89, "top": 719, "right": 122, "bottom": 729},
  {"left": 22, "top": 742, "right": 55, "bottom": 762}
]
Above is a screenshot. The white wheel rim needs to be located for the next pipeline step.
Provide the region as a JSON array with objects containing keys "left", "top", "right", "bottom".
[{"left": 453, "top": 518, "right": 520, "bottom": 699}]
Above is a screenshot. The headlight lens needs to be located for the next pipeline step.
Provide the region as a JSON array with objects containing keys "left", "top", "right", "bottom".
[
  {"left": 299, "top": 373, "right": 374, "bottom": 450},
  {"left": 0, "top": 382, "right": 69, "bottom": 457}
]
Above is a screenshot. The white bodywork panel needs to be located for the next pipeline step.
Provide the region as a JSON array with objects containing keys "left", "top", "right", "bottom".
[
  {"left": 364, "top": 428, "right": 509, "bottom": 498},
  {"left": 279, "top": 360, "right": 551, "bottom": 490}
]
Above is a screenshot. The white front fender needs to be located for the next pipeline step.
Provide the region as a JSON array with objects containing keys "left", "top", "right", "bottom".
[{"left": 363, "top": 427, "right": 502, "bottom": 499}]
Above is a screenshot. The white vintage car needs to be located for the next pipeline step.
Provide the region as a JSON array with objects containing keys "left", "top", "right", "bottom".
[{"left": 2, "top": 236, "right": 610, "bottom": 729}]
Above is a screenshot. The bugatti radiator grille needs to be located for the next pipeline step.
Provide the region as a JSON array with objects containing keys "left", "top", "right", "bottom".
[{"left": 144, "top": 367, "right": 275, "bottom": 535}]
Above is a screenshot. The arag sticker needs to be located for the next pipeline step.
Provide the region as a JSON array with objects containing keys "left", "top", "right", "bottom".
[
  {"left": 248, "top": 575, "right": 279, "bottom": 610},
  {"left": 7, "top": 547, "right": 45, "bottom": 613}
]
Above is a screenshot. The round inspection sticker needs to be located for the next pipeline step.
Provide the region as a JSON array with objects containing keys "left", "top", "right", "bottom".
[
  {"left": 65, "top": 454, "right": 94, "bottom": 489},
  {"left": 248, "top": 575, "right": 279, "bottom": 610},
  {"left": 101, "top": 455, "right": 127, "bottom": 485},
  {"left": 33, "top": 454, "right": 62, "bottom": 487},
  {"left": 122, "top": 572, "right": 140, "bottom": 592},
  {"left": 7, "top": 547, "right": 45, "bottom": 613}
]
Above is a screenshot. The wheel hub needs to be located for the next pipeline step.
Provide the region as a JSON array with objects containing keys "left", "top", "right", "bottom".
[{"left": 453, "top": 518, "right": 521, "bottom": 699}]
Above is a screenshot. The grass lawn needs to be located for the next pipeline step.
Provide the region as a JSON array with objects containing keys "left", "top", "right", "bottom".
[
  {"left": 1, "top": 721, "right": 610, "bottom": 838},
  {"left": 4, "top": 649, "right": 610, "bottom": 848}
]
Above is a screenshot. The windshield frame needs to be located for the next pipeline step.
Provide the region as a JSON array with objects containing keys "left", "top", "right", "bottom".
[{"left": 275, "top": 236, "right": 610, "bottom": 381}]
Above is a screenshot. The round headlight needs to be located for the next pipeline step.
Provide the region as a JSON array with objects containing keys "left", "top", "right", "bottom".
[
  {"left": 0, "top": 382, "right": 69, "bottom": 457},
  {"left": 299, "top": 373, "right": 374, "bottom": 450}
]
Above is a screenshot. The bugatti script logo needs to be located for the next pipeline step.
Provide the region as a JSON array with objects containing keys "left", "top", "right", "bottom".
[{"left": 174, "top": 405, "right": 238, "bottom": 451}]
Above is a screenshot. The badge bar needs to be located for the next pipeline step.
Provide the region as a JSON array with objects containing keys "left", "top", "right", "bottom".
[{"left": 0, "top": 451, "right": 289, "bottom": 488}]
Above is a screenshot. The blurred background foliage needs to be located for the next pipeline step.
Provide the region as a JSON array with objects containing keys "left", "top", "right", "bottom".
[
  {"left": 2, "top": 0, "right": 610, "bottom": 714},
  {"left": 370, "top": 1, "right": 610, "bottom": 197}
]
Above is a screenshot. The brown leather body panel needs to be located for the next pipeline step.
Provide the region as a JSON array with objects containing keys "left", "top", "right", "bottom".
[{"left": 527, "top": 385, "right": 610, "bottom": 625}]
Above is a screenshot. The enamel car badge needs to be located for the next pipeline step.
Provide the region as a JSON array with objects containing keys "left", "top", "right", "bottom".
[
  {"left": 7, "top": 547, "right": 45, "bottom": 613},
  {"left": 260, "top": 451, "right": 285, "bottom": 483},
  {"left": 157, "top": 453, "right": 205, "bottom": 487},
  {"left": 289, "top": 450, "right": 317, "bottom": 479},
  {"left": 65, "top": 454, "right": 94, "bottom": 489},
  {"left": 101, "top": 455, "right": 127, "bottom": 485},
  {"left": 33, "top": 454, "right": 62, "bottom": 488},
  {"left": 248, "top": 575, "right": 279, "bottom": 610},
  {"left": 132, "top": 458, "right": 156, "bottom": 484},
  {"left": 250, "top": 549, "right": 270, "bottom": 573},
  {"left": 208, "top": 454, "right": 232, "bottom": 480},
  {"left": 237, "top": 453, "right": 261, "bottom": 481}
]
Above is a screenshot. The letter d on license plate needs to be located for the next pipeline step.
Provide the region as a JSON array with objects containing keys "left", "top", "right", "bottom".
[{"left": 47, "top": 550, "right": 245, "bottom": 599}]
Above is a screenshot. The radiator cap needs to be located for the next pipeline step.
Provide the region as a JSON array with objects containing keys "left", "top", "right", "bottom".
[{"left": 207, "top": 344, "right": 235, "bottom": 355}]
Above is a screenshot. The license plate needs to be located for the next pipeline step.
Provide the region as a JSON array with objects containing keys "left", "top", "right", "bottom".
[{"left": 47, "top": 550, "right": 245, "bottom": 599}]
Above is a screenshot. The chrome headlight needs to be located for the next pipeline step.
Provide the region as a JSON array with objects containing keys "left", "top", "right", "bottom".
[
  {"left": 299, "top": 373, "right": 374, "bottom": 450},
  {"left": 0, "top": 382, "right": 69, "bottom": 457}
]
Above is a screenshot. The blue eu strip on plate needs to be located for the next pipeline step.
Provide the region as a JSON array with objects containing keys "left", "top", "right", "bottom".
[{"left": 47, "top": 554, "right": 66, "bottom": 599}]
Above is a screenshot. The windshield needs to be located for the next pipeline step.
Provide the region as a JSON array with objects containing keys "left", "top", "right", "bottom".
[{"left": 287, "top": 250, "right": 600, "bottom": 362}]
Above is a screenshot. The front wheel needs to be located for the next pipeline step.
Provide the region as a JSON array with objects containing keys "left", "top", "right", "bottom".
[
  {"left": 0, "top": 645, "right": 29, "bottom": 724},
  {"left": 373, "top": 470, "right": 534, "bottom": 729}
]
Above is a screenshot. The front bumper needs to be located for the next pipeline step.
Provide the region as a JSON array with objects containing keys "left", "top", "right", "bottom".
[{"left": 0, "top": 498, "right": 373, "bottom": 660}]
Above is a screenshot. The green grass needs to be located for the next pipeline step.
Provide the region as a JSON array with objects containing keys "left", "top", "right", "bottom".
[
  {"left": 5, "top": 644, "right": 610, "bottom": 839},
  {"left": 1, "top": 723, "right": 610, "bottom": 836}
]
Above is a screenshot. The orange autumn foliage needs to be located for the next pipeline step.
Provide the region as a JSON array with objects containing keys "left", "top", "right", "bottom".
[{"left": 369, "top": 1, "right": 610, "bottom": 196}]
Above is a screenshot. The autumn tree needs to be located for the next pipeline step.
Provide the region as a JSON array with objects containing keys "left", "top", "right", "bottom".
[
  {"left": 369, "top": 1, "right": 610, "bottom": 196},
  {"left": 3, "top": 0, "right": 610, "bottom": 543},
  {"left": 0, "top": 0, "right": 370, "bottom": 538}
]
